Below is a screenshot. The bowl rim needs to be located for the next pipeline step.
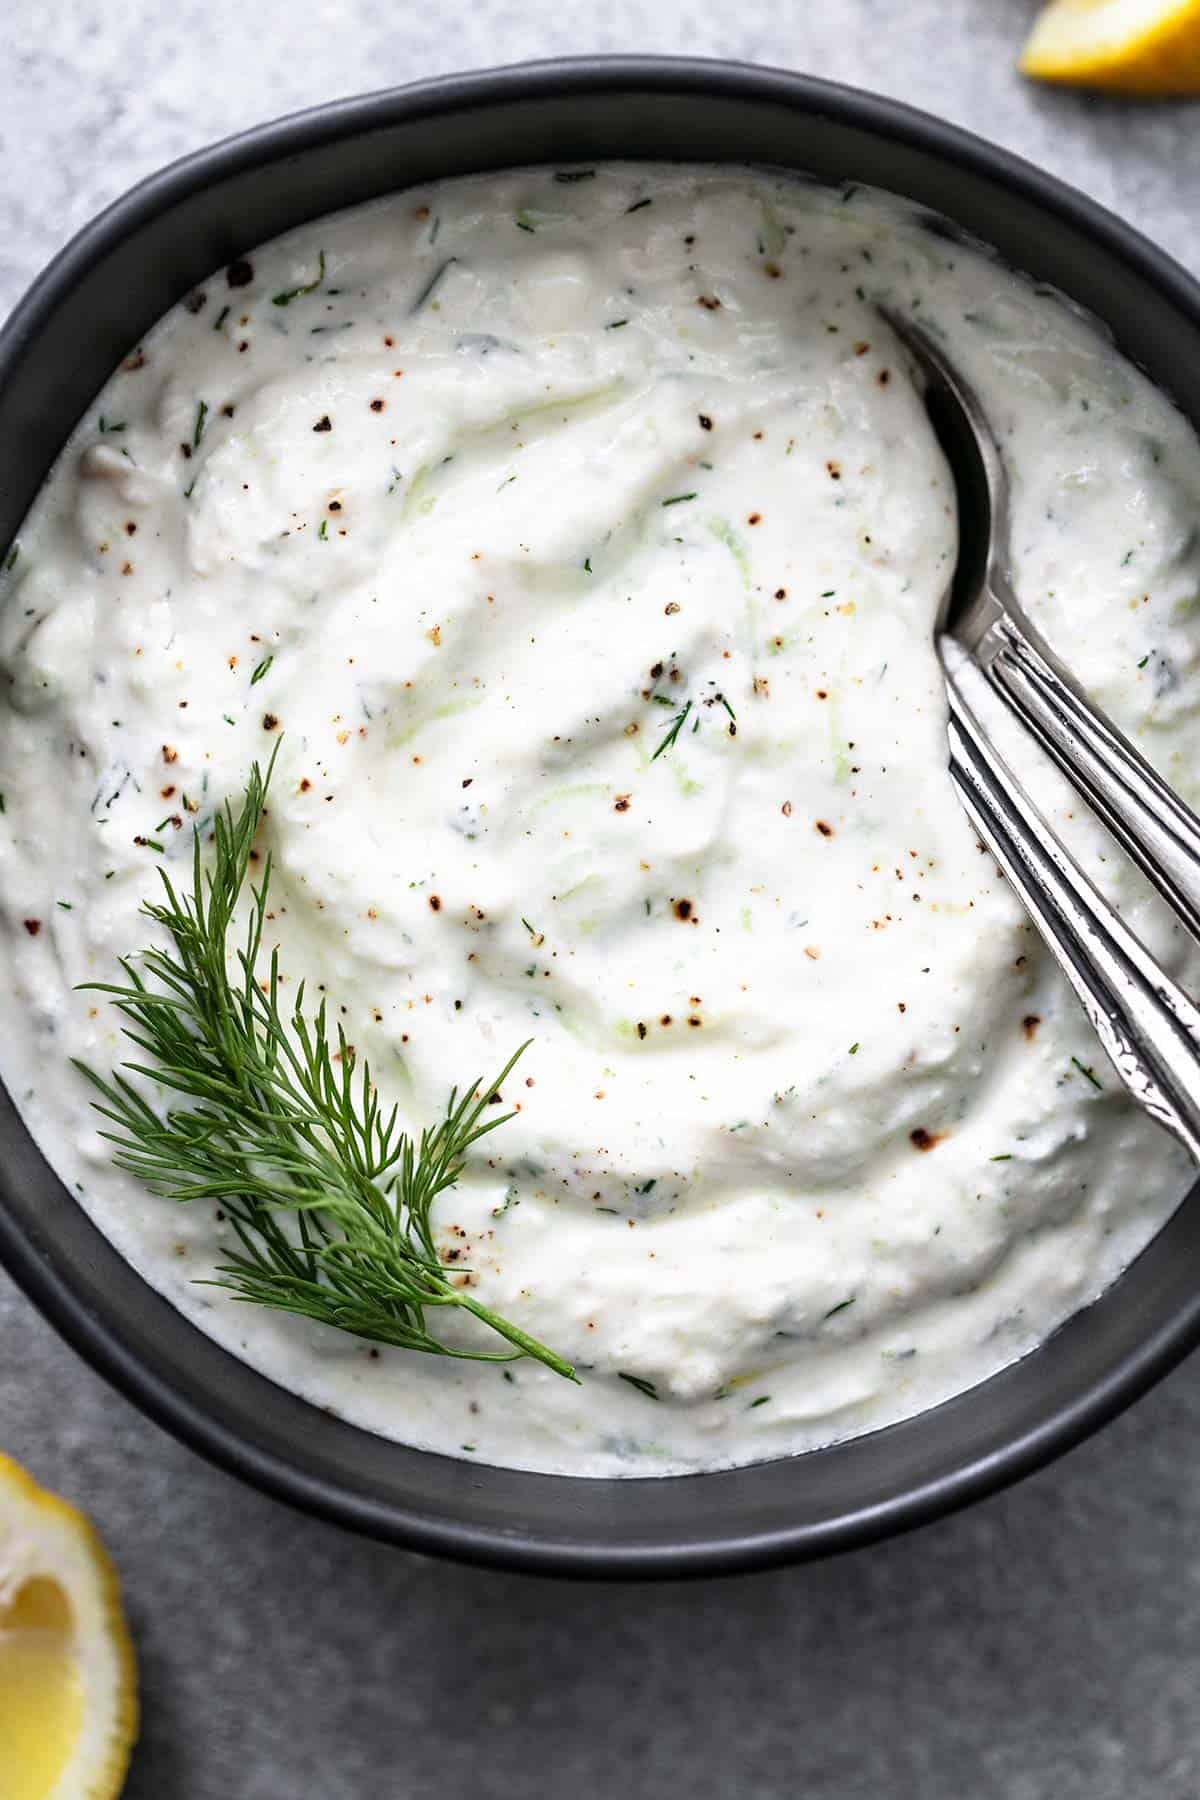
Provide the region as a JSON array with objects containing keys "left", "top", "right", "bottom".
[{"left": 3, "top": 53, "right": 1200, "bottom": 1578}]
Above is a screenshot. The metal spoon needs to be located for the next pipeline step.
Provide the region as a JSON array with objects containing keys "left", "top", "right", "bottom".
[
  {"left": 884, "top": 305, "right": 1200, "bottom": 942},
  {"left": 882, "top": 306, "right": 1200, "bottom": 1160}
]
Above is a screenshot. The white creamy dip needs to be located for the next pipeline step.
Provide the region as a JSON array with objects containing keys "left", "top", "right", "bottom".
[{"left": 2, "top": 165, "right": 1199, "bottom": 1477}]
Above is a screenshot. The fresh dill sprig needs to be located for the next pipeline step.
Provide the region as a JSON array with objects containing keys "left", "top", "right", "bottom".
[
  {"left": 651, "top": 699, "right": 693, "bottom": 762},
  {"left": 75, "top": 750, "right": 575, "bottom": 1379}
]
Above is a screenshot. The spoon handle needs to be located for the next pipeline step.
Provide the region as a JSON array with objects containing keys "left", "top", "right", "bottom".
[
  {"left": 967, "top": 608, "right": 1200, "bottom": 944},
  {"left": 944, "top": 677, "right": 1200, "bottom": 1163}
]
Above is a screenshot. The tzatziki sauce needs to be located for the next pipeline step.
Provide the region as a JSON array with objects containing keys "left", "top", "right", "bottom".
[{"left": 2, "top": 165, "right": 1198, "bottom": 1476}]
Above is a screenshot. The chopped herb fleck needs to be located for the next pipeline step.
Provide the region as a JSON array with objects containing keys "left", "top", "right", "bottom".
[
  {"left": 748, "top": 1395, "right": 770, "bottom": 1409},
  {"left": 626, "top": 198, "right": 652, "bottom": 213},
  {"left": 213, "top": 304, "right": 231, "bottom": 332},
  {"left": 250, "top": 655, "right": 274, "bottom": 686},
  {"left": 661, "top": 492, "right": 697, "bottom": 508},
  {"left": 651, "top": 700, "right": 693, "bottom": 762},
  {"left": 272, "top": 250, "right": 326, "bottom": 306},
  {"left": 1071, "top": 1055, "right": 1103, "bottom": 1091},
  {"left": 411, "top": 257, "right": 458, "bottom": 315},
  {"left": 4, "top": 545, "right": 18, "bottom": 573},
  {"left": 605, "top": 319, "right": 629, "bottom": 330},
  {"left": 824, "top": 1297, "right": 856, "bottom": 1320},
  {"left": 318, "top": 519, "right": 328, "bottom": 540},
  {"left": 618, "top": 1372, "right": 659, "bottom": 1400}
]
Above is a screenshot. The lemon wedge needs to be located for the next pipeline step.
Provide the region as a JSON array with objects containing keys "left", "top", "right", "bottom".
[
  {"left": 0, "top": 1453, "right": 138, "bottom": 1799},
  {"left": 1020, "top": 0, "right": 1200, "bottom": 91}
]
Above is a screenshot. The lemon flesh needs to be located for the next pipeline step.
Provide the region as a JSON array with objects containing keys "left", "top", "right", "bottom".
[
  {"left": 0, "top": 1455, "right": 137, "bottom": 1800},
  {"left": 0, "top": 1579, "right": 85, "bottom": 1797},
  {"left": 1021, "top": 0, "right": 1200, "bottom": 90}
]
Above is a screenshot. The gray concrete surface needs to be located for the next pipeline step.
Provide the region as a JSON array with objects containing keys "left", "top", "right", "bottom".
[{"left": 2, "top": 4, "right": 1199, "bottom": 1794}]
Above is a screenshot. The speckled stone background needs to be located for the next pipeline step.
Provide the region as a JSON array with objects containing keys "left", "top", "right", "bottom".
[{"left": 2, "top": 6, "right": 1199, "bottom": 1796}]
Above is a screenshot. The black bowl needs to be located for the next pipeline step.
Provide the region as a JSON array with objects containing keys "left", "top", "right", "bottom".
[{"left": 3, "top": 57, "right": 1200, "bottom": 1578}]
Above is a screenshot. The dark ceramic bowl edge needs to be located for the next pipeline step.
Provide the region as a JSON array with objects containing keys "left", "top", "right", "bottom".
[{"left": 2, "top": 56, "right": 1200, "bottom": 1577}]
